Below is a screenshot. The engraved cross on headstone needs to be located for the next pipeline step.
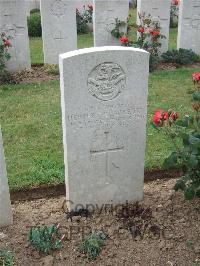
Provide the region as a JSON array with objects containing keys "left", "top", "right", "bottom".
[{"left": 90, "top": 130, "right": 124, "bottom": 182}]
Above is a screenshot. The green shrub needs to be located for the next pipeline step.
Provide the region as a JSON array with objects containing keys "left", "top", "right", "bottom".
[
  {"left": 0, "top": 250, "right": 13, "bottom": 266},
  {"left": 29, "top": 225, "right": 63, "bottom": 253},
  {"left": 27, "top": 11, "right": 42, "bottom": 37},
  {"left": 0, "top": 70, "right": 13, "bottom": 85},
  {"left": 161, "top": 49, "right": 200, "bottom": 65},
  {"left": 76, "top": 9, "right": 89, "bottom": 34},
  {"left": 149, "top": 54, "right": 160, "bottom": 72},
  {"left": 152, "top": 72, "right": 200, "bottom": 200},
  {"left": 79, "top": 232, "right": 107, "bottom": 260}
]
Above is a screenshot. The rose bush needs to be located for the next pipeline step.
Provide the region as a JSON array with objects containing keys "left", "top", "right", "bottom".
[
  {"left": 152, "top": 73, "right": 200, "bottom": 200},
  {"left": 113, "top": 13, "right": 166, "bottom": 71},
  {"left": 0, "top": 32, "right": 12, "bottom": 72},
  {"left": 76, "top": 4, "right": 93, "bottom": 34},
  {"left": 0, "top": 32, "right": 13, "bottom": 84}
]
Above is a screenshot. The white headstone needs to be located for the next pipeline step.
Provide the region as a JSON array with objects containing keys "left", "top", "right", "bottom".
[
  {"left": 26, "top": 0, "right": 40, "bottom": 16},
  {"left": 93, "top": 0, "right": 129, "bottom": 46},
  {"left": 59, "top": 46, "right": 149, "bottom": 210},
  {"left": 177, "top": 0, "right": 200, "bottom": 54},
  {"left": 0, "top": 128, "right": 13, "bottom": 227},
  {"left": 0, "top": 0, "right": 31, "bottom": 72},
  {"left": 40, "top": 0, "right": 77, "bottom": 64},
  {"left": 137, "top": 0, "right": 171, "bottom": 53}
]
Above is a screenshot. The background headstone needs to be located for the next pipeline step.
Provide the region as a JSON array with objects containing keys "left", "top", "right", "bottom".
[
  {"left": 59, "top": 46, "right": 149, "bottom": 210},
  {"left": 137, "top": 0, "right": 171, "bottom": 53},
  {"left": 93, "top": 0, "right": 129, "bottom": 46},
  {"left": 26, "top": 0, "right": 40, "bottom": 16},
  {"left": 40, "top": 0, "right": 77, "bottom": 64},
  {"left": 0, "top": 0, "right": 31, "bottom": 71},
  {"left": 0, "top": 128, "right": 13, "bottom": 227},
  {"left": 177, "top": 0, "right": 200, "bottom": 54}
]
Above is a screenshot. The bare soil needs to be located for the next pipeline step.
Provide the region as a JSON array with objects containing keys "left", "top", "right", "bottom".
[
  {"left": 1, "top": 178, "right": 199, "bottom": 266},
  {"left": 156, "top": 62, "right": 200, "bottom": 71},
  {"left": 10, "top": 65, "right": 59, "bottom": 85}
]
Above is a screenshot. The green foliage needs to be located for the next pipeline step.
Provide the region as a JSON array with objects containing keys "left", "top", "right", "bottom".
[
  {"left": 0, "top": 250, "right": 13, "bottom": 266},
  {"left": 29, "top": 225, "right": 62, "bottom": 253},
  {"left": 170, "top": 5, "right": 179, "bottom": 28},
  {"left": 149, "top": 54, "right": 160, "bottom": 72},
  {"left": 193, "top": 91, "right": 200, "bottom": 101},
  {"left": 110, "top": 18, "right": 127, "bottom": 39},
  {"left": 161, "top": 49, "right": 200, "bottom": 65},
  {"left": 0, "top": 70, "right": 13, "bottom": 85},
  {"left": 76, "top": 6, "right": 93, "bottom": 34},
  {"left": 79, "top": 232, "right": 107, "bottom": 260},
  {"left": 27, "top": 11, "right": 42, "bottom": 37},
  {"left": 162, "top": 78, "right": 200, "bottom": 200}
]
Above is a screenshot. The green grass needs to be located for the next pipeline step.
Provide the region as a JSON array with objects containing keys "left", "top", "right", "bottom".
[
  {"left": 0, "top": 68, "right": 198, "bottom": 190},
  {"left": 30, "top": 33, "right": 94, "bottom": 65}
]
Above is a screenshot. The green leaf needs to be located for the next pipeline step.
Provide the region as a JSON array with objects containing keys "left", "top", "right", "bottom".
[
  {"left": 163, "top": 152, "right": 177, "bottom": 169},
  {"left": 187, "top": 154, "right": 198, "bottom": 168},
  {"left": 193, "top": 91, "right": 200, "bottom": 101},
  {"left": 189, "top": 135, "right": 200, "bottom": 146},
  {"left": 184, "top": 187, "right": 195, "bottom": 200},
  {"left": 174, "top": 179, "right": 186, "bottom": 191}
]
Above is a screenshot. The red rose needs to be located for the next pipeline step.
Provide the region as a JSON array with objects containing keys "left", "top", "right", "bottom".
[
  {"left": 120, "top": 37, "right": 129, "bottom": 44},
  {"left": 150, "top": 31, "right": 160, "bottom": 37},
  {"left": 174, "top": 0, "right": 179, "bottom": 6},
  {"left": 153, "top": 109, "right": 163, "bottom": 126},
  {"left": 3, "top": 39, "right": 11, "bottom": 47},
  {"left": 87, "top": 4, "right": 93, "bottom": 10},
  {"left": 137, "top": 27, "right": 145, "bottom": 33},
  {"left": 163, "top": 112, "right": 169, "bottom": 120},
  {"left": 153, "top": 110, "right": 170, "bottom": 126},
  {"left": 170, "top": 112, "right": 179, "bottom": 121},
  {"left": 192, "top": 72, "right": 200, "bottom": 82}
]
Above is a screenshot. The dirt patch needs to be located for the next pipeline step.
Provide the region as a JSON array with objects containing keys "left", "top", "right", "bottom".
[
  {"left": 1, "top": 179, "right": 199, "bottom": 266},
  {"left": 156, "top": 62, "right": 200, "bottom": 71},
  {"left": 9, "top": 65, "right": 59, "bottom": 85}
]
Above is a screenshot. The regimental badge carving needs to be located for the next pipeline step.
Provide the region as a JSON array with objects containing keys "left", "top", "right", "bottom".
[
  {"left": 88, "top": 62, "right": 126, "bottom": 101},
  {"left": 51, "top": 0, "right": 67, "bottom": 17}
]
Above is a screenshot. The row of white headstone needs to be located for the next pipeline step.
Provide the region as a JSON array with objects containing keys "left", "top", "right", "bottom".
[
  {"left": 0, "top": 0, "right": 200, "bottom": 72},
  {"left": 1, "top": 0, "right": 200, "bottom": 228}
]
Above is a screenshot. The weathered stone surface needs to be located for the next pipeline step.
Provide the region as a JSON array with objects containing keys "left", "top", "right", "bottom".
[
  {"left": 40, "top": 0, "right": 77, "bottom": 64},
  {"left": 0, "top": 0, "right": 31, "bottom": 71},
  {"left": 0, "top": 128, "right": 13, "bottom": 227},
  {"left": 177, "top": 0, "right": 200, "bottom": 54},
  {"left": 137, "top": 0, "right": 171, "bottom": 53},
  {"left": 59, "top": 46, "right": 149, "bottom": 210},
  {"left": 93, "top": 0, "right": 129, "bottom": 46}
]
